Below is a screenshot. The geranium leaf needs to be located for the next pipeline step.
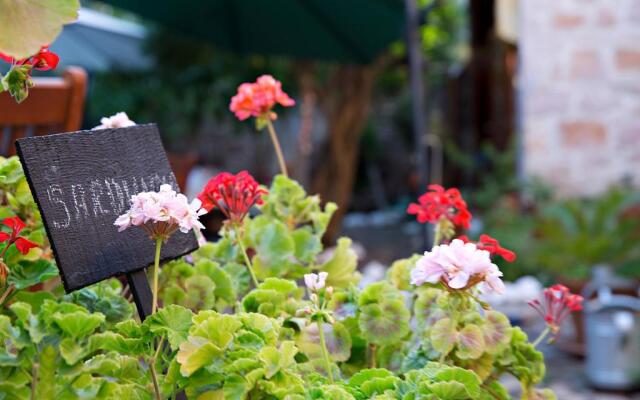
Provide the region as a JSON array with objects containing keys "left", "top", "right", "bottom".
[
  {"left": 430, "top": 317, "right": 457, "bottom": 356},
  {"left": 89, "top": 331, "right": 144, "bottom": 355},
  {"left": 177, "top": 338, "right": 224, "bottom": 377},
  {"left": 297, "top": 321, "right": 352, "bottom": 362},
  {"left": 456, "top": 324, "right": 485, "bottom": 360},
  {"left": 358, "top": 301, "right": 410, "bottom": 346},
  {"left": 59, "top": 337, "right": 87, "bottom": 365},
  {"left": 52, "top": 310, "right": 104, "bottom": 338},
  {"left": 319, "top": 237, "right": 361, "bottom": 289},
  {"left": 143, "top": 305, "right": 194, "bottom": 350},
  {"left": 482, "top": 311, "right": 512, "bottom": 352},
  {"left": 349, "top": 368, "right": 393, "bottom": 388},
  {"left": 8, "top": 259, "right": 58, "bottom": 290},
  {"left": 0, "top": 0, "right": 79, "bottom": 59}
]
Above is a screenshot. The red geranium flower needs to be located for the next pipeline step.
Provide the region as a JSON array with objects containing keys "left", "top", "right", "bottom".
[
  {"left": 0, "top": 216, "right": 38, "bottom": 255},
  {"left": 0, "top": 46, "right": 59, "bottom": 71},
  {"left": 198, "top": 171, "right": 267, "bottom": 224},
  {"left": 458, "top": 234, "right": 516, "bottom": 262},
  {"left": 407, "top": 184, "right": 472, "bottom": 229},
  {"left": 529, "top": 284, "right": 583, "bottom": 335},
  {"left": 229, "top": 75, "right": 295, "bottom": 121}
]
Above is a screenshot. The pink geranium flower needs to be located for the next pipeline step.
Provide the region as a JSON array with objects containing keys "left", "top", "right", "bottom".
[
  {"left": 411, "top": 239, "right": 505, "bottom": 294},
  {"left": 115, "top": 184, "right": 205, "bottom": 240},
  {"left": 229, "top": 75, "right": 295, "bottom": 121}
]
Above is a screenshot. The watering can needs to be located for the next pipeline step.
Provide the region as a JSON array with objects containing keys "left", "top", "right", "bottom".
[{"left": 583, "top": 266, "right": 640, "bottom": 390}]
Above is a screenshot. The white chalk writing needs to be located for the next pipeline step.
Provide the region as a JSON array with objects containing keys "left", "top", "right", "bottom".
[{"left": 46, "top": 173, "right": 176, "bottom": 230}]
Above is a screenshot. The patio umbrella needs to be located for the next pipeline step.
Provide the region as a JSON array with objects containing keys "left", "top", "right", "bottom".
[{"left": 99, "top": 0, "right": 405, "bottom": 64}]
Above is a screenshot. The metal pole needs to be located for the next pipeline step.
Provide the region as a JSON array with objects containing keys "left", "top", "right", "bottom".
[{"left": 405, "top": 0, "right": 431, "bottom": 249}]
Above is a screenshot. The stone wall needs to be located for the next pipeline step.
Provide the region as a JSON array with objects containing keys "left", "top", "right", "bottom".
[{"left": 520, "top": 0, "right": 640, "bottom": 196}]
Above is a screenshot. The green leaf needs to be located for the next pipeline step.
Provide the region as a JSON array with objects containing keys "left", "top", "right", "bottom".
[
  {"left": 176, "top": 338, "right": 224, "bottom": 377},
  {"left": 143, "top": 304, "right": 194, "bottom": 350},
  {"left": 427, "top": 381, "right": 470, "bottom": 399},
  {"left": 258, "top": 341, "right": 298, "bottom": 379},
  {"left": 431, "top": 317, "right": 457, "bottom": 356},
  {"left": 319, "top": 237, "right": 361, "bottom": 289},
  {"left": 60, "top": 337, "right": 87, "bottom": 365},
  {"left": 357, "top": 283, "right": 410, "bottom": 346},
  {"left": 297, "top": 321, "right": 352, "bottom": 362},
  {"left": 196, "top": 259, "right": 236, "bottom": 305},
  {"left": 349, "top": 368, "right": 393, "bottom": 388},
  {"left": 63, "top": 280, "right": 132, "bottom": 324},
  {"left": 456, "top": 324, "right": 485, "bottom": 360},
  {"left": 12, "top": 290, "right": 55, "bottom": 313},
  {"left": 434, "top": 366, "right": 481, "bottom": 398},
  {"left": 8, "top": 259, "right": 58, "bottom": 290},
  {"left": 0, "top": 0, "right": 80, "bottom": 59},
  {"left": 245, "top": 215, "right": 295, "bottom": 278},
  {"left": 36, "top": 345, "right": 57, "bottom": 400},
  {"left": 52, "top": 310, "right": 104, "bottom": 338},
  {"left": 89, "top": 331, "right": 144, "bottom": 355},
  {"left": 0, "top": 65, "right": 33, "bottom": 103},
  {"left": 292, "top": 228, "right": 322, "bottom": 263},
  {"left": 387, "top": 255, "right": 420, "bottom": 291},
  {"left": 482, "top": 311, "right": 512, "bottom": 352},
  {"left": 223, "top": 374, "right": 249, "bottom": 399},
  {"left": 223, "top": 262, "right": 251, "bottom": 296},
  {"left": 258, "top": 277, "right": 298, "bottom": 294},
  {"left": 359, "top": 282, "right": 404, "bottom": 307}
]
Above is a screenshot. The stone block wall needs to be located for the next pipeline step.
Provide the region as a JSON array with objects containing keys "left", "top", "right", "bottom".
[{"left": 520, "top": 0, "right": 640, "bottom": 196}]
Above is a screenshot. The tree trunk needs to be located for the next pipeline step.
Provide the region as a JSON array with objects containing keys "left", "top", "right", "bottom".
[{"left": 308, "top": 62, "right": 383, "bottom": 243}]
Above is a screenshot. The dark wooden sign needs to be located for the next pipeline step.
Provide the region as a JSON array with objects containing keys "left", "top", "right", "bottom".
[{"left": 15, "top": 124, "right": 198, "bottom": 300}]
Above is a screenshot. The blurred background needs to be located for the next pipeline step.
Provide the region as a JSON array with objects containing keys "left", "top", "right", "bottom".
[{"left": 5, "top": 0, "right": 640, "bottom": 398}]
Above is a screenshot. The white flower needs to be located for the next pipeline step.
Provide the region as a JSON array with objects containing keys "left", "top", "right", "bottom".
[
  {"left": 93, "top": 112, "right": 136, "bottom": 130},
  {"left": 115, "top": 184, "right": 206, "bottom": 238},
  {"left": 304, "top": 272, "right": 328, "bottom": 291},
  {"left": 411, "top": 239, "right": 505, "bottom": 294}
]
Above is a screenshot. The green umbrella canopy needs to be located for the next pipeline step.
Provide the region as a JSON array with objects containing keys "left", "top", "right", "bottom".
[{"left": 100, "top": 0, "right": 405, "bottom": 64}]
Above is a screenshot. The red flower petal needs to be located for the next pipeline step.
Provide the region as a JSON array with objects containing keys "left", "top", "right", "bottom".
[
  {"left": 3, "top": 216, "right": 25, "bottom": 235},
  {"left": 14, "top": 237, "right": 38, "bottom": 255},
  {"left": 0, "top": 232, "right": 10, "bottom": 243}
]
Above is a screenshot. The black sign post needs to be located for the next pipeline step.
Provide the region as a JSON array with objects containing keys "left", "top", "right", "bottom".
[{"left": 15, "top": 124, "right": 198, "bottom": 321}]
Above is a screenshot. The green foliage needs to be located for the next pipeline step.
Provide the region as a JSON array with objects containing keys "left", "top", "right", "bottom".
[
  {"left": 357, "top": 282, "right": 410, "bottom": 346},
  {"left": 63, "top": 279, "right": 133, "bottom": 325},
  {"left": 0, "top": 168, "right": 555, "bottom": 399},
  {"left": 534, "top": 188, "right": 640, "bottom": 280}
]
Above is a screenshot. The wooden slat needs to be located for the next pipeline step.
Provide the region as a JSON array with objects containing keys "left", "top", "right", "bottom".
[{"left": 0, "top": 67, "right": 87, "bottom": 157}]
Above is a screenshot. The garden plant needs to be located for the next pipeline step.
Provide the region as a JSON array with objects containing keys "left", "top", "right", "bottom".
[{"left": 0, "top": 76, "right": 582, "bottom": 400}]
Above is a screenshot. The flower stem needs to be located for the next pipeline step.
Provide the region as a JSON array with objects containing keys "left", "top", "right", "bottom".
[
  {"left": 317, "top": 320, "right": 334, "bottom": 384},
  {"left": 236, "top": 228, "right": 259, "bottom": 287},
  {"left": 0, "top": 284, "right": 15, "bottom": 306},
  {"left": 266, "top": 119, "right": 288, "bottom": 178},
  {"left": 148, "top": 336, "right": 165, "bottom": 400},
  {"left": 152, "top": 237, "right": 162, "bottom": 314},
  {"left": 369, "top": 343, "right": 378, "bottom": 368},
  {"left": 149, "top": 362, "right": 162, "bottom": 400},
  {"left": 30, "top": 362, "right": 38, "bottom": 400},
  {"left": 532, "top": 326, "right": 551, "bottom": 348},
  {"left": 433, "top": 222, "right": 443, "bottom": 248}
]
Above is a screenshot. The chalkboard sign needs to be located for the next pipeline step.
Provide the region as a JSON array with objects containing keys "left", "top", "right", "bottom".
[{"left": 15, "top": 124, "right": 199, "bottom": 293}]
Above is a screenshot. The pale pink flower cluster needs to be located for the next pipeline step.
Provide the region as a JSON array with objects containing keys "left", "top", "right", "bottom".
[
  {"left": 115, "top": 184, "right": 206, "bottom": 238},
  {"left": 93, "top": 112, "right": 136, "bottom": 130},
  {"left": 304, "top": 272, "right": 328, "bottom": 292},
  {"left": 411, "top": 239, "right": 505, "bottom": 294}
]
